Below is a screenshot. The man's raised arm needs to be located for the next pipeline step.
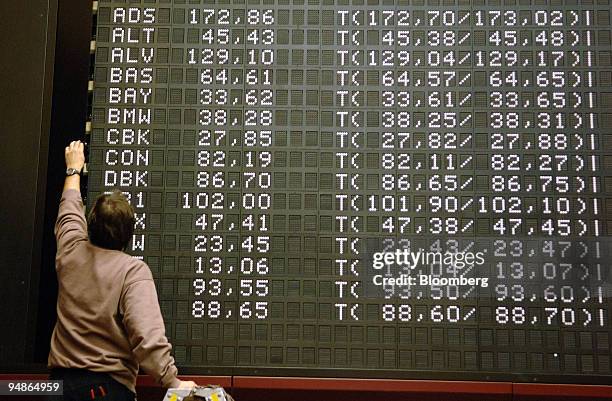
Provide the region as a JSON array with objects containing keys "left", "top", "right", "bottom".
[{"left": 55, "top": 141, "right": 87, "bottom": 254}]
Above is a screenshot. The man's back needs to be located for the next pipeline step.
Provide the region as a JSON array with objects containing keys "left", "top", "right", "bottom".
[{"left": 49, "top": 189, "right": 180, "bottom": 393}]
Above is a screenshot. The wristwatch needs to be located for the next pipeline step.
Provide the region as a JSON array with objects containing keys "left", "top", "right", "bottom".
[{"left": 66, "top": 167, "right": 81, "bottom": 176}]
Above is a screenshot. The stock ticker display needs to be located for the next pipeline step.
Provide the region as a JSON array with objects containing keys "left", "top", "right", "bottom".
[{"left": 87, "top": 0, "right": 612, "bottom": 379}]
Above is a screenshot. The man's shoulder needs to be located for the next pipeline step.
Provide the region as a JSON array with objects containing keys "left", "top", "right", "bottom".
[
  {"left": 122, "top": 256, "right": 153, "bottom": 285},
  {"left": 86, "top": 244, "right": 152, "bottom": 282}
]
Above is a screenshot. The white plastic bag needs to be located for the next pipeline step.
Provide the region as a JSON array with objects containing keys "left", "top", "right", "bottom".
[{"left": 164, "top": 385, "right": 235, "bottom": 401}]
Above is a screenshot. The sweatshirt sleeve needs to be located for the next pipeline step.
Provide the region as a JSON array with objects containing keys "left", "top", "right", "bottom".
[
  {"left": 121, "top": 277, "right": 181, "bottom": 388},
  {"left": 54, "top": 189, "right": 88, "bottom": 256}
]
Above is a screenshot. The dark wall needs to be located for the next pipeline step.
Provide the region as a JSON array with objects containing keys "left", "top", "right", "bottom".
[
  {"left": 0, "top": 0, "right": 94, "bottom": 367},
  {"left": 0, "top": 0, "right": 57, "bottom": 365},
  {"left": 34, "top": 0, "right": 93, "bottom": 363}
]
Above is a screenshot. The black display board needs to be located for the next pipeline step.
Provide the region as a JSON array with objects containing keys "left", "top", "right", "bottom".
[{"left": 86, "top": 0, "right": 612, "bottom": 382}]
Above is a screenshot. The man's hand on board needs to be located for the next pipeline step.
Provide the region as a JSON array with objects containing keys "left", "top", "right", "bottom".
[{"left": 65, "top": 140, "right": 85, "bottom": 171}]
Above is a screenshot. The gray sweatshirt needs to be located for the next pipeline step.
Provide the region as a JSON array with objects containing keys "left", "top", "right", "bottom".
[{"left": 48, "top": 189, "right": 180, "bottom": 393}]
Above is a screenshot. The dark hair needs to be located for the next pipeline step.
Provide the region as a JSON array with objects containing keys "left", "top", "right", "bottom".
[{"left": 88, "top": 191, "right": 135, "bottom": 251}]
